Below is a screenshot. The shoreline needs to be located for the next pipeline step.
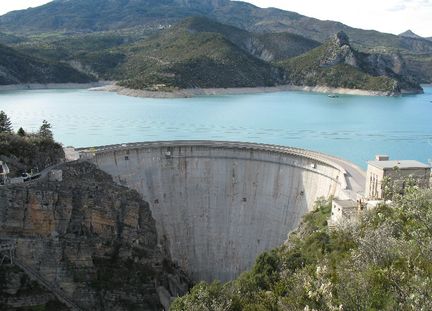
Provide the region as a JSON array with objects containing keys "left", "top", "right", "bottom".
[
  {"left": 91, "top": 84, "right": 412, "bottom": 98},
  {"left": 0, "top": 82, "right": 423, "bottom": 98},
  {"left": 0, "top": 81, "right": 112, "bottom": 92}
]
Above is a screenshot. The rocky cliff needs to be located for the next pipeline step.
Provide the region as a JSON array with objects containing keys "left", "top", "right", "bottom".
[
  {"left": 0, "top": 265, "right": 68, "bottom": 310},
  {"left": 0, "top": 161, "right": 190, "bottom": 310},
  {"left": 279, "top": 32, "right": 422, "bottom": 95}
]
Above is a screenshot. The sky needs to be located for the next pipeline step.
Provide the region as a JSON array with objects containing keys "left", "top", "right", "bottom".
[{"left": 0, "top": 0, "right": 431, "bottom": 37}]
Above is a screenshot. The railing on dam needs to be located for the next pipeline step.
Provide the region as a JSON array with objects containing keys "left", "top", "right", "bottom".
[{"left": 77, "top": 140, "right": 366, "bottom": 199}]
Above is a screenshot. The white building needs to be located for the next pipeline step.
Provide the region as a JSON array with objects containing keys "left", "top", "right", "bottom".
[
  {"left": 365, "top": 155, "right": 431, "bottom": 200},
  {"left": 330, "top": 155, "right": 431, "bottom": 227},
  {"left": 329, "top": 199, "right": 360, "bottom": 228}
]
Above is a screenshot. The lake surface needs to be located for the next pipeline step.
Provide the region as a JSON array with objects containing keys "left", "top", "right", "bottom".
[{"left": 1, "top": 87, "right": 432, "bottom": 168}]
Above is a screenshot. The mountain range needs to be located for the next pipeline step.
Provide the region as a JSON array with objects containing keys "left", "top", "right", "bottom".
[
  {"left": 0, "top": 0, "right": 429, "bottom": 94},
  {"left": 1, "top": 0, "right": 432, "bottom": 55}
]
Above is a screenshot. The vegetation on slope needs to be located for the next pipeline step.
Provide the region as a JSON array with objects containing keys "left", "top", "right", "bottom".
[
  {"left": 179, "top": 17, "right": 320, "bottom": 62},
  {"left": 404, "top": 54, "right": 432, "bottom": 84},
  {"left": 0, "top": 0, "right": 231, "bottom": 33},
  {"left": 1, "top": 14, "right": 426, "bottom": 91},
  {"left": 9, "top": 17, "right": 317, "bottom": 87},
  {"left": 0, "top": 43, "right": 95, "bottom": 85},
  {"left": 0, "top": 32, "right": 23, "bottom": 44},
  {"left": 0, "top": 112, "right": 64, "bottom": 176},
  {"left": 1, "top": 0, "right": 431, "bottom": 83},
  {"left": 2, "top": 0, "right": 432, "bottom": 56},
  {"left": 12, "top": 31, "right": 137, "bottom": 80},
  {"left": 278, "top": 32, "right": 422, "bottom": 93},
  {"left": 172, "top": 185, "right": 432, "bottom": 310},
  {"left": 115, "top": 22, "right": 283, "bottom": 90}
]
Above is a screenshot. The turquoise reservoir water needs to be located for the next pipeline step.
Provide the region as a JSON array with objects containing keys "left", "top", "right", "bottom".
[{"left": 1, "top": 87, "right": 431, "bottom": 168}]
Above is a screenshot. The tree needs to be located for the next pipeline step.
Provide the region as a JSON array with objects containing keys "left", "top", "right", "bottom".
[
  {"left": 17, "top": 127, "right": 26, "bottom": 137},
  {"left": 0, "top": 111, "right": 13, "bottom": 133},
  {"left": 39, "top": 120, "right": 53, "bottom": 140}
]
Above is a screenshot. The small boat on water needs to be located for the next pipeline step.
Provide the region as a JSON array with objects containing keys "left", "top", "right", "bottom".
[{"left": 328, "top": 94, "right": 339, "bottom": 98}]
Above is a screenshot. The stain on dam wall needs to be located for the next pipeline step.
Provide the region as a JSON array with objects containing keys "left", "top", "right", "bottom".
[{"left": 87, "top": 141, "right": 348, "bottom": 282}]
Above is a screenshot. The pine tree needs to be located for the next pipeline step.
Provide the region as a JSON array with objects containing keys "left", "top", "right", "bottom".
[
  {"left": 0, "top": 111, "right": 13, "bottom": 133},
  {"left": 17, "top": 127, "right": 26, "bottom": 137},
  {"left": 39, "top": 120, "right": 53, "bottom": 140}
]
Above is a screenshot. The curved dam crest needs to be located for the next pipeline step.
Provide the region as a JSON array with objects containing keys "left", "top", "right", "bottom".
[{"left": 80, "top": 141, "right": 365, "bottom": 282}]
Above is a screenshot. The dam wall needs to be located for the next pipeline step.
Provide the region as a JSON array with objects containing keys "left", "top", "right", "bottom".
[{"left": 82, "top": 141, "right": 362, "bottom": 282}]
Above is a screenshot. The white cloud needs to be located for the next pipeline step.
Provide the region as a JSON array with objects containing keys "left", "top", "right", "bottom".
[
  {"left": 242, "top": 0, "right": 432, "bottom": 37},
  {"left": 0, "top": 0, "right": 51, "bottom": 15}
]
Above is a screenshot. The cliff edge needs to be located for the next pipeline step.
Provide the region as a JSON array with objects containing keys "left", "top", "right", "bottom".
[{"left": 0, "top": 161, "right": 190, "bottom": 310}]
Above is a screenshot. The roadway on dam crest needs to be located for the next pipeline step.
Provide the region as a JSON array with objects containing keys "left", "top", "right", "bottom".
[
  {"left": 78, "top": 141, "right": 366, "bottom": 282},
  {"left": 79, "top": 141, "right": 366, "bottom": 199}
]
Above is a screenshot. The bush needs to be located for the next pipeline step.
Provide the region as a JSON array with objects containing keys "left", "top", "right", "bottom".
[{"left": 172, "top": 188, "right": 432, "bottom": 310}]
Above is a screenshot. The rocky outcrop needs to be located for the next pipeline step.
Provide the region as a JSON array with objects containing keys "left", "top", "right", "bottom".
[
  {"left": 399, "top": 30, "right": 423, "bottom": 39},
  {"left": 279, "top": 31, "right": 423, "bottom": 95},
  {"left": 0, "top": 161, "right": 190, "bottom": 310},
  {"left": 319, "top": 32, "right": 358, "bottom": 67}
]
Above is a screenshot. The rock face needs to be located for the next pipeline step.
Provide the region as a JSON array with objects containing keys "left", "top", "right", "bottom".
[
  {"left": 0, "top": 265, "right": 68, "bottom": 310},
  {"left": 319, "top": 32, "right": 358, "bottom": 67},
  {"left": 0, "top": 161, "right": 189, "bottom": 310},
  {"left": 181, "top": 17, "right": 320, "bottom": 62},
  {"left": 279, "top": 31, "right": 422, "bottom": 95}
]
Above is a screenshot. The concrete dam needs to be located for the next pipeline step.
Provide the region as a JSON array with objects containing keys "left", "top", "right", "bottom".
[{"left": 81, "top": 141, "right": 365, "bottom": 282}]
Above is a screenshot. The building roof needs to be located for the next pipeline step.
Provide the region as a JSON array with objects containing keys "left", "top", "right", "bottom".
[
  {"left": 368, "top": 160, "right": 430, "bottom": 170},
  {"left": 333, "top": 199, "right": 357, "bottom": 208}
]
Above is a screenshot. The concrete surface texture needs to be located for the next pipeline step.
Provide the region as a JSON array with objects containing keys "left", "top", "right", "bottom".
[{"left": 83, "top": 141, "right": 365, "bottom": 282}]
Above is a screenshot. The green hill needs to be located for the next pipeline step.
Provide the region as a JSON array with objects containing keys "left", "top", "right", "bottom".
[
  {"left": 172, "top": 186, "right": 432, "bottom": 310},
  {"left": 0, "top": 32, "right": 23, "bottom": 44},
  {"left": 278, "top": 32, "right": 422, "bottom": 94},
  {"left": 179, "top": 17, "right": 320, "bottom": 62},
  {"left": 115, "top": 22, "right": 283, "bottom": 90},
  {"left": 10, "top": 17, "right": 318, "bottom": 85},
  {"left": 0, "top": 43, "right": 95, "bottom": 85}
]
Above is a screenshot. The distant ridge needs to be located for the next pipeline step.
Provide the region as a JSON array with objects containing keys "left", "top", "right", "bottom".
[
  {"left": 1, "top": 0, "right": 432, "bottom": 55},
  {"left": 399, "top": 30, "right": 423, "bottom": 39}
]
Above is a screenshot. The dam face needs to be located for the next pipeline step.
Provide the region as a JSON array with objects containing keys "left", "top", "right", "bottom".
[{"left": 85, "top": 141, "right": 348, "bottom": 282}]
